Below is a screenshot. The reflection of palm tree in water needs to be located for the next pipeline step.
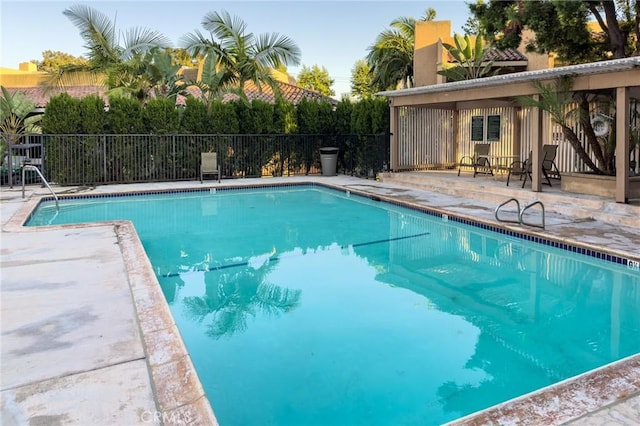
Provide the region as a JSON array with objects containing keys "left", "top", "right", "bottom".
[{"left": 182, "top": 256, "right": 301, "bottom": 339}]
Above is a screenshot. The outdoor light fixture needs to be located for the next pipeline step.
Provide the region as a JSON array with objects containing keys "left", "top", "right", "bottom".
[{"left": 591, "top": 112, "right": 613, "bottom": 137}]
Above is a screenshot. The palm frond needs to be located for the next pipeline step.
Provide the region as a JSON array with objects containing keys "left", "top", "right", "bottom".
[
  {"left": 254, "top": 33, "right": 301, "bottom": 67},
  {"left": 63, "top": 5, "right": 119, "bottom": 64},
  {"left": 389, "top": 16, "right": 417, "bottom": 40},
  {"left": 120, "top": 27, "right": 171, "bottom": 60},
  {"left": 41, "top": 65, "right": 105, "bottom": 91},
  {"left": 0, "top": 86, "right": 41, "bottom": 136},
  {"left": 202, "top": 10, "right": 247, "bottom": 43},
  {"left": 179, "top": 30, "right": 218, "bottom": 57},
  {"left": 516, "top": 75, "right": 575, "bottom": 124}
]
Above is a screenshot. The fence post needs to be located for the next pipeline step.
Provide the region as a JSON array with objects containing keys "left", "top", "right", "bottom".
[{"left": 102, "top": 135, "right": 107, "bottom": 184}]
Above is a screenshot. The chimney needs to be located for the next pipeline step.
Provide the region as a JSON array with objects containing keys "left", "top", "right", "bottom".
[{"left": 19, "top": 62, "right": 38, "bottom": 72}]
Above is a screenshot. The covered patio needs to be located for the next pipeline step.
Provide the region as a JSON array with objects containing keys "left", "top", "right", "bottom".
[{"left": 379, "top": 57, "right": 640, "bottom": 204}]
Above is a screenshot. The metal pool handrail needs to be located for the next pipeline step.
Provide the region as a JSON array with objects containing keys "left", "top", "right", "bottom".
[
  {"left": 21, "top": 164, "right": 59, "bottom": 211},
  {"left": 521, "top": 201, "right": 545, "bottom": 229},
  {"left": 495, "top": 198, "right": 545, "bottom": 229},
  {"left": 494, "top": 198, "right": 521, "bottom": 225}
]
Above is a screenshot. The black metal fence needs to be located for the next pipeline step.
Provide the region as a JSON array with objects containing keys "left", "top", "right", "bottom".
[{"left": 3, "top": 133, "right": 389, "bottom": 186}]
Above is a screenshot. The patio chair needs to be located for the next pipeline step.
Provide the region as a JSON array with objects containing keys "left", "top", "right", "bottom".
[
  {"left": 200, "top": 152, "right": 221, "bottom": 183},
  {"left": 542, "top": 144, "right": 561, "bottom": 183},
  {"left": 458, "top": 143, "right": 493, "bottom": 177},
  {"left": 507, "top": 151, "right": 532, "bottom": 188}
]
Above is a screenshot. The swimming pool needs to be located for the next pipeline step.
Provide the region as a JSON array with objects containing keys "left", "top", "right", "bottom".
[{"left": 27, "top": 184, "right": 640, "bottom": 425}]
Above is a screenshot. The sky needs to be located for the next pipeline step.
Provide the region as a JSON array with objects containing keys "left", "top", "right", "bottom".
[{"left": 0, "top": 1, "right": 471, "bottom": 98}]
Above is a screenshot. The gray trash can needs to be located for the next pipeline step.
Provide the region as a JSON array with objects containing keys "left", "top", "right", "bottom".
[{"left": 319, "top": 147, "right": 339, "bottom": 176}]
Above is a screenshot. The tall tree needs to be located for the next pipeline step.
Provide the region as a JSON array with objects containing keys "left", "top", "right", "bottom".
[
  {"left": 165, "top": 47, "right": 198, "bottom": 67},
  {"left": 350, "top": 59, "right": 380, "bottom": 99},
  {"left": 468, "top": 0, "right": 638, "bottom": 63},
  {"left": 296, "top": 64, "right": 335, "bottom": 97},
  {"left": 35, "top": 50, "right": 88, "bottom": 73},
  {"left": 179, "top": 10, "right": 301, "bottom": 101},
  {"left": 366, "top": 7, "right": 437, "bottom": 90},
  {"left": 48, "top": 5, "right": 171, "bottom": 95}
]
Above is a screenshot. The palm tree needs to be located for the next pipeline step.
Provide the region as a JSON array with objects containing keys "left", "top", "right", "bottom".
[
  {"left": 46, "top": 4, "right": 171, "bottom": 98},
  {"left": 0, "top": 86, "right": 42, "bottom": 186},
  {"left": 366, "top": 7, "right": 437, "bottom": 90},
  {"left": 518, "top": 76, "right": 625, "bottom": 175},
  {"left": 179, "top": 10, "right": 301, "bottom": 101},
  {"left": 185, "top": 49, "right": 230, "bottom": 113},
  {"left": 1, "top": 86, "right": 42, "bottom": 150}
]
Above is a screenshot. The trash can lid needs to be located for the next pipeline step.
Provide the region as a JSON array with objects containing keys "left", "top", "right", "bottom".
[{"left": 319, "top": 147, "right": 339, "bottom": 154}]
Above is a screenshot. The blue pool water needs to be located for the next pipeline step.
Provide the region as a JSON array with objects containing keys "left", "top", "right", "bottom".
[{"left": 28, "top": 185, "right": 640, "bottom": 425}]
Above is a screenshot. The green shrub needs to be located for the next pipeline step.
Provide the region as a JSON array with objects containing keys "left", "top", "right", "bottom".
[
  {"left": 79, "top": 95, "right": 107, "bottom": 134},
  {"left": 143, "top": 98, "right": 181, "bottom": 134},
  {"left": 251, "top": 99, "right": 275, "bottom": 134},
  {"left": 273, "top": 98, "right": 297, "bottom": 134},
  {"left": 209, "top": 101, "right": 239, "bottom": 134},
  {"left": 107, "top": 97, "right": 144, "bottom": 134},
  {"left": 180, "top": 97, "right": 208, "bottom": 134},
  {"left": 334, "top": 99, "right": 353, "bottom": 134},
  {"left": 41, "top": 93, "right": 81, "bottom": 134}
]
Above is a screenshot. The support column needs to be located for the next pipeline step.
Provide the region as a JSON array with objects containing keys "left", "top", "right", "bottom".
[
  {"left": 452, "top": 108, "right": 459, "bottom": 166},
  {"left": 513, "top": 107, "right": 522, "bottom": 158},
  {"left": 531, "top": 100, "right": 543, "bottom": 192},
  {"left": 389, "top": 101, "right": 399, "bottom": 172},
  {"left": 615, "top": 87, "right": 630, "bottom": 203}
]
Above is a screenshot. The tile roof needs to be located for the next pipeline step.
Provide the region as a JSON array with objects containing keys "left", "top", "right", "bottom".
[
  {"left": 447, "top": 48, "right": 528, "bottom": 63},
  {"left": 5, "top": 86, "right": 106, "bottom": 109},
  {"left": 180, "top": 81, "right": 337, "bottom": 106},
  {"left": 486, "top": 48, "right": 529, "bottom": 62},
  {"left": 6, "top": 81, "right": 337, "bottom": 109}
]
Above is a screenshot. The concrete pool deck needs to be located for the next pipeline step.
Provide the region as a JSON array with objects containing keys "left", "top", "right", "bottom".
[{"left": 1, "top": 175, "right": 639, "bottom": 425}]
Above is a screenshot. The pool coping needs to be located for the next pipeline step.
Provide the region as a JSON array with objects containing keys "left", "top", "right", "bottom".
[
  {"left": 4, "top": 201, "right": 218, "bottom": 424},
  {"left": 6, "top": 180, "right": 640, "bottom": 425}
]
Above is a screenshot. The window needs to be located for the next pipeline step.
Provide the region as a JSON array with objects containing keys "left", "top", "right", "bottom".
[
  {"left": 471, "top": 114, "right": 501, "bottom": 142},
  {"left": 487, "top": 115, "right": 501, "bottom": 141},
  {"left": 471, "top": 116, "right": 484, "bottom": 141}
]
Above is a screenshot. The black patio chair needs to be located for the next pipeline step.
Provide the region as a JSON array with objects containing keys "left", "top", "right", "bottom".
[
  {"left": 507, "top": 151, "right": 532, "bottom": 188},
  {"left": 542, "top": 144, "right": 561, "bottom": 183},
  {"left": 458, "top": 143, "right": 493, "bottom": 177}
]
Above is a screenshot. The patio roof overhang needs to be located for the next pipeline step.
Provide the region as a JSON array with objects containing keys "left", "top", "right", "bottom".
[{"left": 379, "top": 57, "right": 640, "bottom": 109}]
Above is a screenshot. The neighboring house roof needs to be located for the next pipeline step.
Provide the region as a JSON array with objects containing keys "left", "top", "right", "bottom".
[
  {"left": 179, "top": 81, "right": 337, "bottom": 106},
  {"left": 446, "top": 48, "right": 528, "bottom": 64},
  {"left": 5, "top": 80, "right": 337, "bottom": 109},
  {"left": 486, "top": 48, "right": 529, "bottom": 62},
  {"left": 5, "top": 86, "right": 107, "bottom": 109}
]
